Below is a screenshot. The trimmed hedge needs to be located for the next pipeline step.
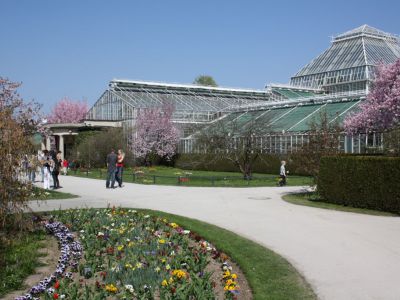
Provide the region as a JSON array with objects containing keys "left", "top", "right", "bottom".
[
  {"left": 174, "top": 154, "right": 282, "bottom": 174},
  {"left": 318, "top": 156, "right": 400, "bottom": 214}
]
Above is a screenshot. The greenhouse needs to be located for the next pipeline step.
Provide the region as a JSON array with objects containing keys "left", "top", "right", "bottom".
[
  {"left": 290, "top": 25, "right": 400, "bottom": 93},
  {"left": 71, "top": 25, "right": 400, "bottom": 154}
]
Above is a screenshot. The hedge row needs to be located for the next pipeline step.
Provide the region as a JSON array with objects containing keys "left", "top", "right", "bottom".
[
  {"left": 174, "top": 153, "right": 307, "bottom": 175},
  {"left": 318, "top": 156, "right": 400, "bottom": 214}
]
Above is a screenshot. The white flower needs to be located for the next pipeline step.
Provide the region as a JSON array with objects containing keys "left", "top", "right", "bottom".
[
  {"left": 97, "top": 232, "right": 104, "bottom": 236},
  {"left": 183, "top": 230, "right": 190, "bottom": 235},
  {"left": 125, "top": 284, "right": 134, "bottom": 293},
  {"left": 144, "top": 215, "right": 150, "bottom": 219},
  {"left": 80, "top": 230, "right": 85, "bottom": 233},
  {"left": 111, "top": 223, "right": 115, "bottom": 227}
]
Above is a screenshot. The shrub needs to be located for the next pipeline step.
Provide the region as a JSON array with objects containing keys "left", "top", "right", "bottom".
[
  {"left": 318, "top": 156, "right": 400, "bottom": 213},
  {"left": 71, "top": 128, "right": 133, "bottom": 168},
  {"left": 175, "top": 154, "right": 283, "bottom": 174}
]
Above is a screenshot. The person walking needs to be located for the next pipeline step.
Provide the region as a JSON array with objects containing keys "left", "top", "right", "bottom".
[
  {"left": 116, "top": 149, "right": 125, "bottom": 188},
  {"left": 279, "top": 160, "right": 287, "bottom": 186},
  {"left": 106, "top": 149, "right": 117, "bottom": 189},
  {"left": 51, "top": 150, "right": 62, "bottom": 189},
  {"left": 42, "top": 150, "right": 52, "bottom": 190}
]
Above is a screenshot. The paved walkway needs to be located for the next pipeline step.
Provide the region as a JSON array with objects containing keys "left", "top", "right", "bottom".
[{"left": 30, "top": 176, "right": 400, "bottom": 300}]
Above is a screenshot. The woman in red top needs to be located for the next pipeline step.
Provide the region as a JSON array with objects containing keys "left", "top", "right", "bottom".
[{"left": 116, "top": 149, "right": 125, "bottom": 188}]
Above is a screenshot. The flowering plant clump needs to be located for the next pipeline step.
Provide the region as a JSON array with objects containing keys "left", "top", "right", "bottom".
[
  {"left": 18, "top": 208, "right": 244, "bottom": 299},
  {"left": 16, "top": 208, "right": 242, "bottom": 299},
  {"left": 15, "top": 219, "right": 82, "bottom": 300},
  {"left": 222, "top": 262, "right": 240, "bottom": 298}
]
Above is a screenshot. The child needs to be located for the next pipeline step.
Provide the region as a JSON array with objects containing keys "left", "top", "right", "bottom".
[{"left": 62, "top": 159, "right": 68, "bottom": 175}]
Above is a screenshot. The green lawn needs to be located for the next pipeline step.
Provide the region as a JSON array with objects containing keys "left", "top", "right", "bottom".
[
  {"left": 282, "top": 192, "right": 398, "bottom": 216},
  {"left": 30, "top": 186, "right": 78, "bottom": 200},
  {"left": 139, "top": 209, "right": 316, "bottom": 300},
  {"left": 0, "top": 231, "right": 46, "bottom": 297},
  {"left": 71, "top": 166, "right": 312, "bottom": 187}
]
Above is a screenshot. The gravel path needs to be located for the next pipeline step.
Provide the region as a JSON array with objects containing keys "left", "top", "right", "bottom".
[{"left": 30, "top": 176, "right": 400, "bottom": 300}]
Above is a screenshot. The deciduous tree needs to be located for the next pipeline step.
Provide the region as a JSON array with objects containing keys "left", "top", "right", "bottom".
[
  {"left": 293, "top": 110, "right": 342, "bottom": 183},
  {"left": 132, "top": 103, "right": 179, "bottom": 164},
  {"left": 194, "top": 115, "right": 270, "bottom": 179},
  {"left": 344, "top": 59, "right": 400, "bottom": 134},
  {"left": 0, "top": 77, "right": 41, "bottom": 231},
  {"left": 193, "top": 75, "right": 218, "bottom": 87},
  {"left": 47, "top": 98, "right": 88, "bottom": 124}
]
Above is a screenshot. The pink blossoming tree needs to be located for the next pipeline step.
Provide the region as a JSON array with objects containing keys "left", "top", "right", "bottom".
[
  {"left": 344, "top": 59, "right": 400, "bottom": 134},
  {"left": 47, "top": 98, "right": 88, "bottom": 124},
  {"left": 132, "top": 103, "right": 179, "bottom": 163}
]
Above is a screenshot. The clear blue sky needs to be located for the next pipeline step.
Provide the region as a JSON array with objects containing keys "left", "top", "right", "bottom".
[{"left": 1, "top": 0, "right": 399, "bottom": 111}]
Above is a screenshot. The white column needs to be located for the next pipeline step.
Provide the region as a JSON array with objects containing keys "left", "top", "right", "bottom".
[
  {"left": 41, "top": 137, "right": 46, "bottom": 150},
  {"left": 59, "top": 135, "right": 64, "bottom": 159},
  {"left": 46, "top": 136, "right": 51, "bottom": 150}
]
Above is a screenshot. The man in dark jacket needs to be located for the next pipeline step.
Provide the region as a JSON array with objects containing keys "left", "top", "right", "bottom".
[{"left": 106, "top": 149, "right": 117, "bottom": 188}]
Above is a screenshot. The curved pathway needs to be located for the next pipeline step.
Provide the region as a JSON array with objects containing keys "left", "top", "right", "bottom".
[{"left": 30, "top": 176, "right": 400, "bottom": 300}]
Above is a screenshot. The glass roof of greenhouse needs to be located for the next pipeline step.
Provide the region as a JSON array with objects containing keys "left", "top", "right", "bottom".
[
  {"left": 292, "top": 25, "right": 400, "bottom": 77},
  {"left": 107, "top": 79, "right": 273, "bottom": 112},
  {"left": 192, "top": 98, "right": 362, "bottom": 136}
]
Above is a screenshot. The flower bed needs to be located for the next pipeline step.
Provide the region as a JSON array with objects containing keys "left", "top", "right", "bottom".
[
  {"left": 15, "top": 218, "right": 83, "bottom": 300},
  {"left": 16, "top": 208, "right": 244, "bottom": 299}
]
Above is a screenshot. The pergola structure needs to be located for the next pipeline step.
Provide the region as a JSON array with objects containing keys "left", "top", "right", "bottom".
[{"left": 42, "top": 120, "right": 121, "bottom": 159}]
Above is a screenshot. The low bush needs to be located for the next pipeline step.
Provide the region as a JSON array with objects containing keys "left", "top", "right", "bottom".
[
  {"left": 175, "top": 153, "right": 313, "bottom": 176},
  {"left": 318, "top": 156, "right": 400, "bottom": 213},
  {"left": 175, "top": 153, "right": 282, "bottom": 174}
]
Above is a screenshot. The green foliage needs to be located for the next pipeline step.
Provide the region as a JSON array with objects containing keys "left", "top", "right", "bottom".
[
  {"left": 383, "top": 127, "right": 400, "bottom": 156},
  {"left": 0, "top": 231, "right": 45, "bottom": 296},
  {"left": 293, "top": 110, "right": 342, "bottom": 183},
  {"left": 71, "top": 166, "right": 311, "bottom": 187},
  {"left": 193, "top": 75, "right": 218, "bottom": 87},
  {"left": 30, "top": 186, "right": 78, "bottom": 200},
  {"left": 71, "top": 128, "right": 132, "bottom": 168},
  {"left": 282, "top": 192, "right": 397, "bottom": 216},
  {"left": 318, "top": 156, "right": 400, "bottom": 213},
  {"left": 176, "top": 154, "right": 282, "bottom": 174}
]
